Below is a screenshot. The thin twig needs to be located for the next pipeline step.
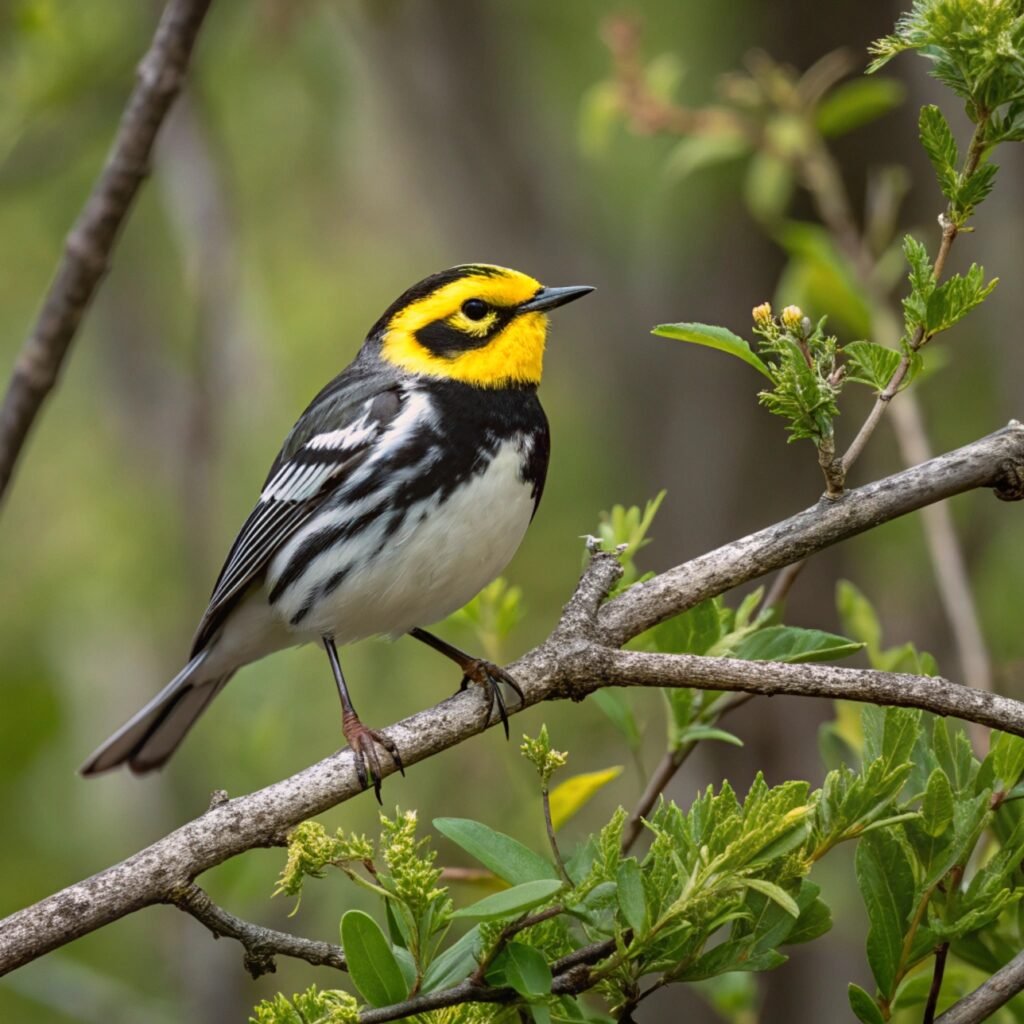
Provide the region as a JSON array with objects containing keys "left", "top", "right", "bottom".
[
  {"left": 924, "top": 943, "right": 950, "bottom": 1024},
  {"left": 890, "top": 397, "right": 992, "bottom": 694},
  {"left": 0, "top": 0, "right": 213, "bottom": 507},
  {"left": 541, "top": 787, "right": 571, "bottom": 883},
  {"left": 0, "top": 427, "right": 1022, "bottom": 975},
  {"left": 470, "top": 904, "right": 568, "bottom": 985},
  {"left": 841, "top": 122, "right": 988, "bottom": 473},
  {"left": 170, "top": 882, "right": 346, "bottom": 978}
]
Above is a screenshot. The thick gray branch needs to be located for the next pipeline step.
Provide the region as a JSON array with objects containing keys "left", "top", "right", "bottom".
[
  {"left": 0, "top": 425, "right": 1022, "bottom": 975},
  {"left": 597, "top": 422, "right": 1024, "bottom": 645},
  {"left": 170, "top": 882, "right": 346, "bottom": 978},
  {"left": 0, "top": 0, "right": 213, "bottom": 506},
  {"left": 935, "top": 948, "right": 1024, "bottom": 1024}
]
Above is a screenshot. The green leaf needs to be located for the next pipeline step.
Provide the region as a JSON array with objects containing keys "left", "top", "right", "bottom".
[
  {"left": 784, "top": 895, "right": 833, "bottom": 946},
  {"left": 957, "top": 161, "right": 998, "bottom": 216},
  {"left": 340, "top": 910, "right": 409, "bottom": 1008},
  {"left": 677, "top": 726, "right": 744, "bottom": 747},
  {"left": 817, "top": 78, "right": 905, "bottom": 137},
  {"left": 486, "top": 941, "right": 553, "bottom": 999},
  {"left": 434, "top": 818, "right": 559, "bottom": 885},
  {"left": 589, "top": 689, "right": 641, "bottom": 751},
  {"left": 681, "top": 939, "right": 787, "bottom": 981},
  {"left": 856, "top": 828, "right": 915, "bottom": 998},
  {"left": 925, "top": 264, "right": 997, "bottom": 337},
  {"left": 664, "top": 132, "right": 750, "bottom": 180},
  {"left": 741, "top": 878, "right": 800, "bottom": 918},
  {"left": 837, "top": 580, "right": 883, "bottom": 657},
  {"left": 849, "top": 983, "right": 885, "bottom": 1024},
  {"left": 745, "top": 151, "right": 794, "bottom": 224},
  {"left": 921, "top": 768, "right": 954, "bottom": 837},
  {"left": 549, "top": 767, "right": 624, "bottom": 830},
  {"left": 648, "top": 596, "right": 725, "bottom": 655},
  {"left": 421, "top": 925, "right": 483, "bottom": 992},
  {"left": 451, "top": 879, "right": 564, "bottom": 921},
  {"left": 774, "top": 221, "right": 872, "bottom": 337},
  {"left": 616, "top": 858, "right": 649, "bottom": 936},
  {"left": 578, "top": 81, "right": 620, "bottom": 158},
  {"left": 653, "top": 322, "right": 771, "bottom": 378},
  {"left": 990, "top": 731, "right": 1024, "bottom": 789},
  {"left": 726, "top": 625, "right": 863, "bottom": 664},
  {"left": 919, "top": 105, "right": 959, "bottom": 200},
  {"left": 529, "top": 1004, "right": 553, "bottom": 1024},
  {"left": 843, "top": 341, "right": 903, "bottom": 392}
]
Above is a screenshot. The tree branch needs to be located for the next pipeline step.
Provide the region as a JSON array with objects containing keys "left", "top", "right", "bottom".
[
  {"left": 0, "top": 0, "right": 213, "bottom": 507},
  {"left": 569, "top": 649, "right": 1024, "bottom": 738},
  {"left": 169, "top": 882, "right": 346, "bottom": 979},
  {"left": 1, "top": 425, "right": 1022, "bottom": 976},
  {"left": 934, "top": 947, "right": 1024, "bottom": 1024},
  {"left": 597, "top": 422, "right": 1024, "bottom": 645}
]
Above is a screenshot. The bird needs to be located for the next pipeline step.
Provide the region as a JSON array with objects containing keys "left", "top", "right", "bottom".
[{"left": 81, "top": 263, "right": 593, "bottom": 797}]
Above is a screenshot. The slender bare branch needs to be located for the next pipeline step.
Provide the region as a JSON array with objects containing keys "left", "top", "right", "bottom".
[
  {"left": 840, "top": 122, "right": 988, "bottom": 473},
  {"left": 0, "top": 0, "right": 213, "bottom": 507},
  {"left": 890, "top": 398, "right": 992, "bottom": 691},
  {"left": 0, "top": 425, "right": 1021, "bottom": 976},
  {"left": 169, "top": 882, "right": 346, "bottom": 979},
  {"left": 570, "top": 649, "right": 1024, "bottom": 736},
  {"left": 934, "top": 947, "right": 1024, "bottom": 1024}
]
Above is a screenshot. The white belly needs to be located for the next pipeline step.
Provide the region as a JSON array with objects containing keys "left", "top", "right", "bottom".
[{"left": 268, "top": 441, "right": 536, "bottom": 642}]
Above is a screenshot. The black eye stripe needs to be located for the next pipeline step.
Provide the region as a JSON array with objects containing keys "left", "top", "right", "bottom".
[{"left": 416, "top": 306, "right": 518, "bottom": 358}]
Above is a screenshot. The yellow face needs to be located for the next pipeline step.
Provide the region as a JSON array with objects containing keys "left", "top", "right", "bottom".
[{"left": 377, "top": 265, "right": 555, "bottom": 388}]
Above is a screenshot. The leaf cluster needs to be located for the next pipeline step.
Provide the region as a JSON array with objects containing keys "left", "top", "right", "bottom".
[
  {"left": 843, "top": 708, "right": 1024, "bottom": 1022},
  {"left": 869, "top": 0, "right": 1024, "bottom": 124}
]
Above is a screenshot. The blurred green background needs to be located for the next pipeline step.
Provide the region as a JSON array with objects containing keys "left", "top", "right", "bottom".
[{"left": 1, "top": 1, "right": 1022, "bottom": 1021}]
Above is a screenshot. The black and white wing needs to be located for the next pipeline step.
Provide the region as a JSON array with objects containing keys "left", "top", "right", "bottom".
[{"left": 191, "top": 386, "right": 404, "bottom": 654}]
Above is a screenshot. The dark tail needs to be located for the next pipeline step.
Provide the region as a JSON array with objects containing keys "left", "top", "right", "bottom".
[{"left": 80, "top": 653, "right": 234, "bottom": 776}]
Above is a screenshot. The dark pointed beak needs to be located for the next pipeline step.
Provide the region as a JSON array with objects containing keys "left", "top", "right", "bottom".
[{"left": 519, "top": 285, "right": 595, "bottom": 313}]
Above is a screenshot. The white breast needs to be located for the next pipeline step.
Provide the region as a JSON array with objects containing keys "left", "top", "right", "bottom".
[{"left": 272, "top": 439, "right": 536, "bottom": 642}]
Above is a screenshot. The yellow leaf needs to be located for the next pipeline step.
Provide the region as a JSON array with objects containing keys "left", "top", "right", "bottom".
[{"left": 549, "top": 766, "right": 623, "bottom": 831}]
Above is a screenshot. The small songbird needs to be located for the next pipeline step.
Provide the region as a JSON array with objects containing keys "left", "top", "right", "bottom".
[{"left": 81, "top": 264, "right": 592, "bottom": 796}]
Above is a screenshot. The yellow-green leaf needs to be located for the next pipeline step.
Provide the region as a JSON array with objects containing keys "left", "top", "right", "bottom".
[
  {"left": 653, "top": 322, "right": 771, "bottom": 379},
  {"left": 549, "top": 766, "right": 624, "bottom": 831}
]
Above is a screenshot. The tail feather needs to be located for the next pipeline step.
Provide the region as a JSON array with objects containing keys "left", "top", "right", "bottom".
[{"left": 80, "top": 654, "right": 233, "bottom": 776}]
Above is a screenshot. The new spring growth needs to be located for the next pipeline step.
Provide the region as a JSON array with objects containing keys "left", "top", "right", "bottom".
[
  {"left": 251, "top": 986, "right": 359, "bottom": 1024},
  {"left": 521, "top": 725, "right": 568, "bottom": 788},
  {"left": 274, "top": 821, "right": 374, "bottom": 900},
  {"left": 751, "top": 302, "right": 841, "bottom": 446},
  {"left": 378, "top": 808, "right": 450, "bottom": 923}
]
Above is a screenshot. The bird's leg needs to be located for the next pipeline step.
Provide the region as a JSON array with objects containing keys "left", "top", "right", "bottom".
[
  {"left": 407, "top": 627, "right": 524, "bottom": 739},
  {"left": 322, "top": 636, "right": 403, "bottom": 802}
]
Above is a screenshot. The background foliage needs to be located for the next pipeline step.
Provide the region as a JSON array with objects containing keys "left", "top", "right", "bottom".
[{"left": 1, "top": 1, "right": 1023, "bottom": 1021}]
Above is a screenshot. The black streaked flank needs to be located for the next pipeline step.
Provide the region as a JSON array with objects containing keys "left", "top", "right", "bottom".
[{"left": 267, "top": 380, "right": 549, "bottom": 609}]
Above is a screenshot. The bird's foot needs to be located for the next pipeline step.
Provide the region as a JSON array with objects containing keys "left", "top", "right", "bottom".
[
  {"left": 458, "top": 660, "right": 525, "bottom": 739},
  {"left": 342, "top": 710, "right": 404, "bottom": 803}
]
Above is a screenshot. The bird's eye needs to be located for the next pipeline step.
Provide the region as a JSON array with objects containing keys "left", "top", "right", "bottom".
[{"left": 461, "top": 299, "right": 489, "bottom": 321}]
